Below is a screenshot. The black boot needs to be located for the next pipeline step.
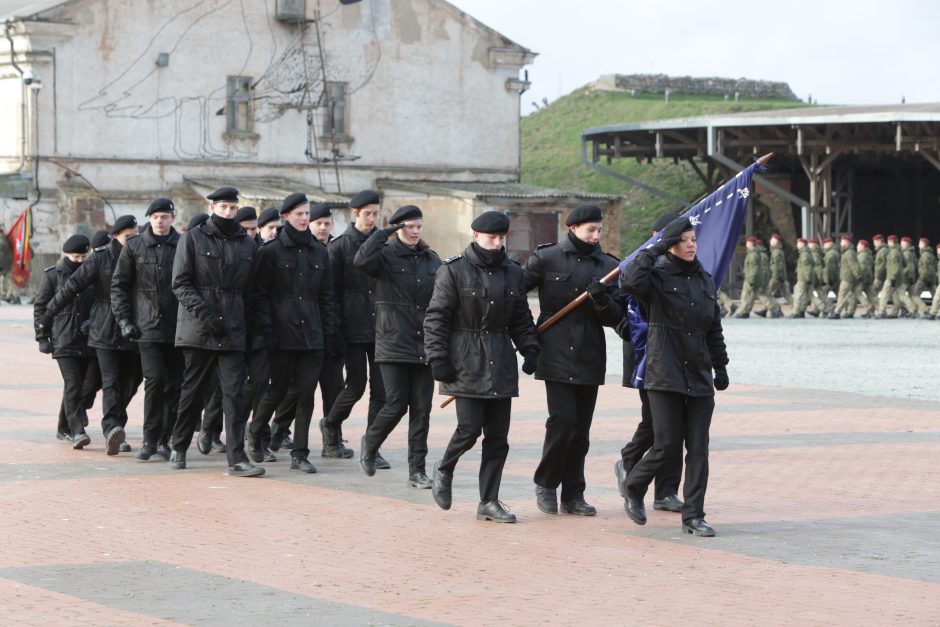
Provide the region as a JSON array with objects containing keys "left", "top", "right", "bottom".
[
  {"left": 560, "top": 498, "right": 597, "bottom": 516},
  {"left": 136, "top": 441, "right": 157, "bottom": 461},
  {"left": 359, "top": 435, "right": 376, "bottom": 476},
  {"left": 535, "top": 485, "right": 557, "bottom": 514},
  {"left": 431, "top": 462, "right": 452, "bottom": 510},
  {"left": 476, "top": 500, "right": 516, "bottom": 523}
]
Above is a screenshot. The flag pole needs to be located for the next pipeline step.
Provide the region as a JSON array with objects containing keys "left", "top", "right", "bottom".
[{"left": 439, "top": 153, "right": 774, "bottom": 409}]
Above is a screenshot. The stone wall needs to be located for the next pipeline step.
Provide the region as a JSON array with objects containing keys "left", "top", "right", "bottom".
[{"left": 599, "top": 73, "right": 799, "bottom": 100}]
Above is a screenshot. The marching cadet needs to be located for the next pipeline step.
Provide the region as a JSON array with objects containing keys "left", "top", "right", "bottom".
[
  {"left": 789, "top": 238, "right": 828, "bottom": 318},
  {"left": 39, "top": 216, "right": 143, "bottom": 455},
  {"left": 168, "top": 186, "right": 263, "bottom": 476},
  {"left": 425, "top": 211, "right": 539, "bottom": 523},
  {"left": 831, "top": 234, "right": 860, "bottom": 319},
  {"left": 257, "top": 208, "right": 281, "bottom": 243},
  {"left": 822, "top": 237, "right": 840, "bottom": 309},
  {"left": 34, "top": 234, "right": 95, "bottom": 448},
  {"left": 767, "top": 234, "right": 792, "bottom": 306},
  {"left": 735, "top": 237, "right": 780, "bottom": 318},
  {"left": 110, "top": 199, "right": 182, "bottom": 460},
  {"left": 875, "top": 235, "right": 916, "bottom": 318},
  {"left": 912, "top": 238, "right": 936, "bottom": 318},
  {"left": 355, "top": 205, "right": 441, "bottom": 487},
  {"left": 250, "top": 192, "right": 337, "bottom": 473},
  {"left": 855, "top": 239, "right": 875, "bottom": 318},
  {"left": 235, "top": 206, "right": 259, "bottom": 240},
  {"left": 524, "top": 204, "right": 621, "bottom": 516},
  {"left": 929, "top": 242, "right": 940, "bottom": 320},
  {"left": 872, "top": 234, "right": 887, "bottom": 296},
  {"left": 808, "top": 239, "right": 830, "bottom": 315},
  {"left": 320, "top": 191, "right": 386, "bottom": 462}
]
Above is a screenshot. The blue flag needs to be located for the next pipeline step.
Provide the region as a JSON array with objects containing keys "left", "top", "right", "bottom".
[{"left": 619, "top": 159, "right": 761, "bottom": 288}]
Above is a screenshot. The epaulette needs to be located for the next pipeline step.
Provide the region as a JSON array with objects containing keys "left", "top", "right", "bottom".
[
  {"left": 508, "top": 258, "right": 522, "bottom": 267},
  {"left": 442, "top": 254, "right": 463, "bottom": 264},
  {"left": 43, "top": 265, "right": 55, "bottom": 273},
  {"left": 126, "top": 233, "right": 140, "bottom": 241},
  {"left": 535, "top": 242, "right": 555, "bottom": 250},
  {"left": 94, "top": 245, "right": 109, "bottom": 252},
  {"left": 261, "top": 238, "right": 277, "bottom": 246},
  {"left": 604, "top": 251, "right": 621, "bottom": 262}
]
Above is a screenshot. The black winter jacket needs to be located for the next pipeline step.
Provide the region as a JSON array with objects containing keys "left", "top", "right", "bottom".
[
  {"left": 33, "top": 259, "right": 94, "bottom": 358},
  {"left": 253, "top": 227, "right": 336, "bottom": 351},
  {"left": 523, "top": 237, "right": 622, "bottom": 386},
  {"left": 424, "top": 244, "right": 539, "bottom": 399},
  {"left": 328, "top": 225, "right": 377, "bottom": 345},
  {"left": 354, "top": 230, "right": 441, "bottom": 364},
  {"left": 44, "top": 238, "right": 134, "bottom": 351},
  {"left": 172, "top": 219, "right": 256, "bottom": 351},
  {"left": 620, "top": 250, "right": 728, "bottom": 397},
  {"left": 110, "top": 226, "right": 180, "bottom": 344}
]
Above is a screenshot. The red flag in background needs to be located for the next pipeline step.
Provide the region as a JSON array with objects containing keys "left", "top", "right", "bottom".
[{"left": 5, "top": 208, "right": 32, "bottom": 288}]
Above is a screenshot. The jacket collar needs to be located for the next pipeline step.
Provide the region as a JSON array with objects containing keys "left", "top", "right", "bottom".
[
  {"left": 344, "top": 224, "right": 374, "bottom": 241},
  {"left": 199, "top": 218, "right": 246, "bottom": 240},
  {"left": 108, "top": 238, "right": 124, "bottom": 258},
  {"left": 390, "top": 236, "right": 429, "bottom": 256},
  {"left": 660, "top": 252, "right": 703, "bottom": 276},
  {"left": 558, "top": 234, "right": 606, "bottom": 261},
  {"left": 140, "top": 225, "right": 180, "bottom": 247},
  {"left": 463, "top": 243, "right": 510, "bottom": 268}
]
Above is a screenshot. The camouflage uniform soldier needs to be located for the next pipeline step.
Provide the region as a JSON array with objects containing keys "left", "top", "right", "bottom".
[
  {"left": 929, "top": 243, "right": 940, "bottom": 319},
  {"left": 767, "top": 234, "right": 791, "bottom": 307},
  {"left": 736, "top": 238, "right": 780, "bottom": 318},
  {"left": 871, "top": 234, "right": 887, "bottom": 295},
  {"left": 808, "top": 239, "right": 831, "bottom": 315},
  {"left": 717, "top": 290, "right": 736, "bottom": 318},
  {"left": 876, "top": 235, "right": 916, "bottom": 318},
  {"left": 899, "top": 237, "right": 918, "bottom": 317},
  {"left": 790, "top": 238, "right": 827, "bottom": 318},
  {"left": 910, "top": 238, "right": 935, "bottom": 316},
  {"left": 822, "top": 237, "right": 840, "bottom": 304},
  {"left": 854, "top": 240, "right": 875, "bottom": 318},
  {"left": 757, "top": 240, "right": 782, "bottom": 317},
  {"left": 831, "top": 234, "right": 860, "bottom": 319}
]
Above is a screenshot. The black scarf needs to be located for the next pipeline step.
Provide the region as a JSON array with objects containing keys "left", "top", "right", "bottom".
[
  {"left": 471, "top": 242, "right": 506, "bottom": 267},
  {"left": 283, "top": 221, "right": 314, "bottom": 247},
  {"left": 568, "top": 231, "right": 599, "bottom": 256},
  {"left": 666, "top": 252, "right": 701, "bottom": 275},
  {"left": 152, "top": 233, "right": 170, "bottom": 245},
  {"left": 63, "top": 258, "right": 82, "bottom": 272},
  {"left": 211, "top": 214, "right": 240, "bottom": 237}
]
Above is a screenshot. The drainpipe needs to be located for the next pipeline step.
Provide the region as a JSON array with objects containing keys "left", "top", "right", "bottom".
[{"left": 5, "top": 20, "right": 27, "bottom": 172}]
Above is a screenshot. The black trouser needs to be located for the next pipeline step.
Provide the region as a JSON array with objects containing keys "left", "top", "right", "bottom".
[
  {"left": 533, "top": 381, "right": 598, "bottom": 501},
  {"left": 201, "top": 381, "right": 223, "bottom": 437},
  {"left": 620, "top": 388, "right": 683, "bottom": 500},
  {"left": 56, "top": 356, "right": 95, "bottom": 437},
  {"left": 138, "top": 343, "right": 183, "bottom": 445},
  {"left": 272, "top": 386, "right": 296, "bottom": 436},
  {"left": 171, "top": 349, "right": 248, "bottom": 467},
  {"left": 364, "top": 363, "right": 433, "bottom": 474},
  {"left": 325, "top": 343, "right": 385, "bottom": 429},
  {"left": 273, "top": 354, "right": 344, "bottom": 435},
  {"left": 95, "top": 348, "right": 142, "bottom": 435},
  {"left": 625, "top": 390, "right": 714, "bottom": 523},
  {"left": 243, "top": 348, "right": 269, "bottom": 423},
  {"left": 251, "top": 350, "right": 323, "bottom": 459},
  {"left": 439, "top": 397, "right": 512, "bottom": 501}
]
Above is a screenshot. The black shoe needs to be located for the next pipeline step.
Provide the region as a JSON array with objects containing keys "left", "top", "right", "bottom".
[
  {"left": 290, "top": 457, "right": 317, "bottom": 473},
  {"left": 105, "top": 426, "right": 125, "bottom": 456},
  {"left": 72, "top": 433, "right": 91, "bottom": 450},
  {"left": 318, "top": 418, "right": 340, "bottom": 456},
  {"left": 210, "top": 436, "right": 226, "bottom": 454},
  {"left": 247, "top": 432, "right": 263, "bottom": 463},
  {"left": 261, "top": 447, "right": 276, "bottom": 463},
  {"left": 682, "top": 517, "right": 716, "bottom": 537},
  {"left": 269, "top": 429, "right": 286, "bottom": 452},
  {"left": 281, "top": 432, "right": 293, "bottom": 448},
  {"left": 431, "top": 462, "right": 452, "bottom": 510},
  {"left": 169, "top": 449, "right": 186, "bottom": 470},
  {"left": 374, "top": 450, "right": 391, "bottom": 470},
  {"left": 753, "top": 309, "right": 767, "bottom": 318},
  {"left": 770, "top": 310, "right": 784, "bottom": 319},
  {"left": 535, "top": 485, "right": 558, "bottom": 514},
  {"left": 322, "top": 440, "right": 354, "bottom": 458},
  {"left": 359, "top": 435, "right": 376, "bottom": 476},
  {"left": 653, "top": 494, "right": 684, "bottom": 512},
  {"left": 227, "top": 461, "right": 265, "bottom": 477},
  {"left": 136, "top": 441, "right": 156, "bottom": 461},
  {"left": 733, "top": 312, "right": 750, "bottom": 319},
  {"left": 613, "top": 459, "right": 631, "bottom": 497},
  {"left": 861, "top": 312, "right": 874, "bottom": 319},
  {"left": 56, "top": 431, "right": 73, "bottom": 443},
  {"left": 409, "top": 472, "right": 432, "bottom": 489},
  {"left": 560, "top": 498, "right": 597, "bottom": 516},
  {"left": 827, "top": 312, "right": 840, "bottom": 320},
  {"left": 119, "top": 441, "right": 132, "bottom": 453},
  {"left": 476, "top": 500, "right": 516, "bottom": 523},
  {"left": 625, "top": 494, "right": 647, "bottom": 525},
  {"left": 196, "top": 431, "right": 212, "bottom": 455},
  {"left": 787, "top": 312, "right": 805, "bottom": 318},
  {"left": 155, "top": 442, "right": 171, "bottom": 461}
]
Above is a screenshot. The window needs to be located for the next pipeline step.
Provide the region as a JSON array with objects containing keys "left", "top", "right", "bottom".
[
  {"left": 320, "top": 81, "right": 349, "bottom": 141},
  {"left": 226, "top": 76, "right": 253, "bottom": 134}
]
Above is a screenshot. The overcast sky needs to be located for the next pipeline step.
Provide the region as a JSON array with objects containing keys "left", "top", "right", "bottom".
[{"left": 451, "top": 0, "right": 940, "bottom": 114}]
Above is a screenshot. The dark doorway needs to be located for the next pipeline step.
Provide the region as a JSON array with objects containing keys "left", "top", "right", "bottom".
[{"left": 506, "top": 211, "right": 558, "bottom": 264}]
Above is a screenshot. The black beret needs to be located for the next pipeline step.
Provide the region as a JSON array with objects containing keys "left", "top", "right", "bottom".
[
  {"left": 111, "top": 214, "right": 138, "bottom": 234},
  {"left": 62, "top": 234, "right": 90, "bottom": 254},
  {"left": 310, "top": 202, "right": 333, "bottom": 221},
  {"left": 90, "top": 230, "right": 111, "bottom": 249},
  {"left": 471, "top": 211, "right": 510, "bottom": 234},
  {"left": 207, "top": 186, "right": 239, "bottom": 202},
  {"left": 187, "top": 213, "right": 209, "bottom": 230},
  {"left": 281, "top": 192, "right": 308, "bottom": 215},
  {"left": 389, "top": 205, "right": 422, "bottom": 224},
  {"left": 349, "top": 190, "right": 380, "bottom": 209},
  {"left": 652, "top": 212, "right": 680, "bottom": 233},
  {"left": 235, "top": 206, "right": 258, "bottom": 223},
  {"left": 146, "top": 198, "right": 175, "bottom": 216},
  {"left": 257, "top": 208, "right": 280, "bottom": 228},
  {"left": 565, "top": 204, "right": 603, "bottom": 226}
]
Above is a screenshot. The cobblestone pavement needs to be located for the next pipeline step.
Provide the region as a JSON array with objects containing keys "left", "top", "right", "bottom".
[{"left": 1, "top": 304, "right": 938, "bottom": 625}]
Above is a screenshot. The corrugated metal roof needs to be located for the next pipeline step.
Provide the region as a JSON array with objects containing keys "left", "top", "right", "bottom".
[
  {"left": 184, "top": 177, "right": 348, "bottom": 204},
  {"left": 0, "top": 0, "right": 71, "bottom": 21},
  {"left": 583, "top": 102, "right": 940, "bottom": 137},
  {"left": 378, "top": 179, "right": 619, "bottom": 201}
]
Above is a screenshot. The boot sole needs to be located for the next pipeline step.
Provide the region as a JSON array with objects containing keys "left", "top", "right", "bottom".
[
  {"left": 409, "top": 481, "right": 432, "bottom": 489},
  {"left": 72, "top": 436, "right": 91, "bottom": 450},
  {"left": 228, "top": 467, "right": 265, "bottom": 477},
  {"left": 682, "top": 524, "right": 716, "bottom": 537},
  {"left": 560, "top": 507, "right": 596, "bottom": 516},
  {"left": 105, "top": 428, "right": 125, "bottom": 456},
  {"left": 476, "top": 514, "right": 516, "bottom": 523}
]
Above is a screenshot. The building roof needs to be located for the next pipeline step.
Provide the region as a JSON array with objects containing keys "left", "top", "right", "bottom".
[
  {"left": 0, "top": 0, "right": 70, "bottom": 20},
  {"left": 185, "top": 177, "right": 348, "bottom": 205},
  {"left": 378, "top": 179, "right": 619, "bottom": 202}
]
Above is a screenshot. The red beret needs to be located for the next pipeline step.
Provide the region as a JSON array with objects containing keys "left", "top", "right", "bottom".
[
  {"left": 887, "top": 234, "right": 897, "bottom": 241},
  {"left": 872, "top": 233, "right": 884, "bottom": 241},
  {"left": 771, "top": 233, "right": 782, "bottom": 240},
  {"left": 858, "top": 239, "right": 869, "bottom": 247},
  {"left": 746, "top": 236, "right": 758, "bottom": 244},
  {"left": 901, "top": 236, "right": 912, "bottom": 244},
  {"left": 840, "top": 233, "right": 853, "bottom": 241},
  {"left": 808, "top": 238, "right": 818, "bottom": 244},
  {"left": 919, "top": 237, "right": 930, "bottom": 245},
  {"left": 822, "top": 237, "right": 833, "bottom": 244},
  {"left": 797, "top": 237, "right": 807, "bottom": 244}
]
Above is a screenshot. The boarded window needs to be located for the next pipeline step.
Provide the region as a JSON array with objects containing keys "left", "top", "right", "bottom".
[
  {"left": 321, "top": 81, "right": 348, "bottom": 139},
  {"left": 226, "top": 76, "right": 253, "bottom": 133}
]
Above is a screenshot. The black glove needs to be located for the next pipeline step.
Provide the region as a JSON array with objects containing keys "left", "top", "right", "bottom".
[
  {"left": 651, "top": 217, "right": 688, "bottom": 254},
  {"left": 381, "top": 223, "right": 406, "bottom": 236},
  {"left": 38, "top": 339, "right": 53, "bottom": 354},
  {"left": 521, "top": 350, "right": 539, "bottom": 375},
  {"left": 714, "top": 367, "right": 729, "bottom": 391},
  {"left": 431, "top": 361, "right": 457, "bottom": 383},
  {"left": 585, "top": 279, "right": 611, "bottom": 308},
  {"left": 207, "top": 317, "right": 227, "bottom": 339},
  {"left": 118, "top": 319, "right": 142, "bottom": 340},
  {"left": 38, "top": 316, "right": 54, "bottom": 334}
]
